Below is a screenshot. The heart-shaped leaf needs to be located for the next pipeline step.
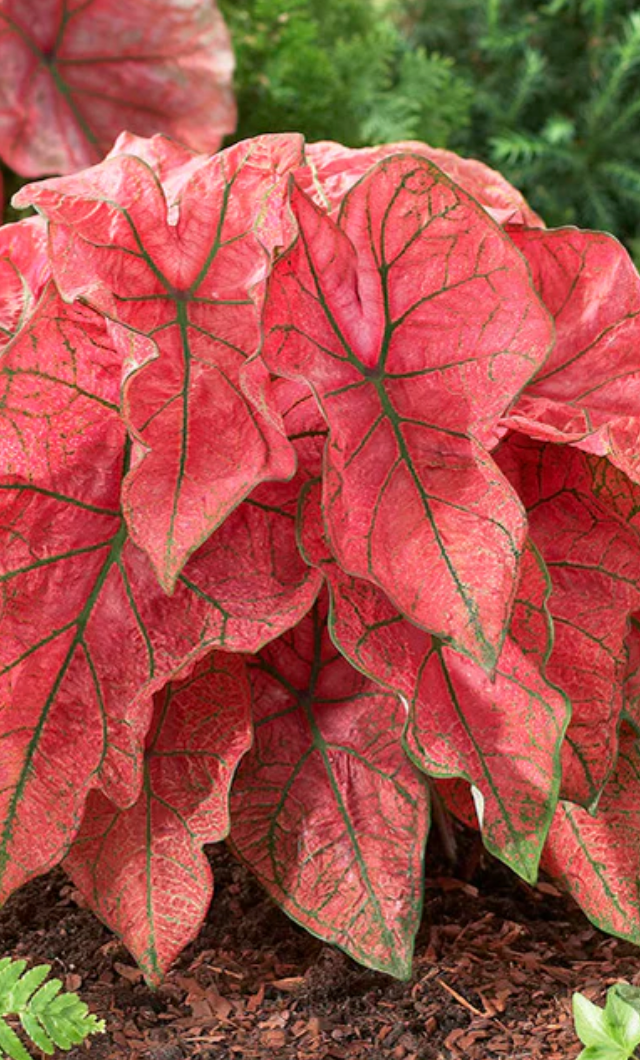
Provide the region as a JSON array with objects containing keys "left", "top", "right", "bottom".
[
  {"left": 64, "top": 652, "right": 252, "bottom": 984},
  {"left": 0, "top": 217, "right": 48, "bottom": 349},
  {"left": 504, "top": 228, "right": 640, "bottom": 482},
  {"left": 0, "top": 290, "right": 320, "bottom": 902},
  {"left": 15, "top": 134, "right": 305, "bottom": 591},
  {"left": 298, "top": 479, "right": 569, "bottom": 881},
  {"left": 498, "top": 434, "right": 640, "bottom": 808},
  {"left": 229, "top": 596, "right": 430, "bottom": 979},
  {"left": 262, "top": 155, "right": 553, "bottom": 669},
  {"left": 303, "top": 140, "right": 544, "bottom": 225},
  {"left": 0, "top": 0, "right": 235, "bottom": 176},
  {"left": 543, "top": 726, "right": 640, "bottom": 952}
]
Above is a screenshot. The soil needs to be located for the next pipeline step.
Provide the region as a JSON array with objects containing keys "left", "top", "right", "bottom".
[{"left": 1, "top": 834, "right": 637, "bottom": 1060}]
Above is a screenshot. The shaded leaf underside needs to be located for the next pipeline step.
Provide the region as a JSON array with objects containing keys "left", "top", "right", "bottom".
[
  {"left": 505, "top": 227, "right": 640, "bottom": 484},
  {"left": 543, "top": 726, "right": 640, "bottom": 949},
  {"left": 497, "top": 434, "right": 640, "bottom": 808}
]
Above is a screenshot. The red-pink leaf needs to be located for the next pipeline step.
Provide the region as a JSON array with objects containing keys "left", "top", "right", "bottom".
[
  {"left": 16, "top": 135, "right": 305, "bottom": 590},
  {"left": 0, "top": 0, "right": 235, "bottom": 177},
  {"left": 435, "top": 778, "right": 479, "bottom": 832},
  {"left": 105, "top": 131, "right": 211, "bottom": 198},
  {"left": 497, "top": 434, "right": 640, "bottom": 808},
  {"left": 504, "top": 229, "right": 640, "bottom": 481},
  {"left": 271, "top": 377, "right": 327, "bottom": 479},
  {"left": 299, "top": 480, "right": 568, "bottom": 881},
  {"left": 542, "top": 726, "right": 640, "bottom": 947},
  {"left": 262, "top": 156, "right": 554, "bottom": 669},
  {"left": 64, "top": 652, "right": 252, "bottom": 984},
  {"left": 0, "top": 480, "right": 319, "bottom": 900},
  {"left": 229, "top": 598, "right": 430, "bottom": 979},
  {"left": 0, "top": 294, "right": 320, "bottom": 901},
  {"left": 0, "top": 217, "right": 49, "bottom": 348},
  {"left": 624, "top": 617, "right": 640, "bottom": 727},
  {"left": 1, "top": 283, "right": 122, "bottom": 482},
  {"left": 303, "top": 141, "right": 544, "bottom": 225}
]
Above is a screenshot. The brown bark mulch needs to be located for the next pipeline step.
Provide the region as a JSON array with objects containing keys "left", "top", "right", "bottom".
[{"left": 1, "top": 839, "right": 636, "bottom": 1060}]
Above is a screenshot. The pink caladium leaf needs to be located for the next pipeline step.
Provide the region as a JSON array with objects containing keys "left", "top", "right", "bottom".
[
  {"left": 298, "top": 480, "right": 569, "bottom": 881},
  {"left": 0, "top": 292, "right": 320, "bottom": 902},
  {"left": 0, "top": 0, "right": 235, "bottom": 177},
  {"left": 64, "top": 652, "right": 252, "bottom": 984},
  {"left": 229, "top": 597, "right": 430, "bottom": 979},
  {"left": 623, "top": 617, "right": 640, "bottom": 729},
  {"left": 262, "top": 156, "right": 554, "bottom": 670},
  {"left": 15, "top": 135, "right": 305, "bottom": 591},
  {"left": 542, "top": 725, "right": 640, "bottom": 947},
  {"left": 303, "top": 141, "right": 544, "bottom": 225},
  {"left": 435, "top": 778, "right": 479, "bottom": 831},
  {"left": 503, "top": 228, "right": 640, "bottom": 481},
  {"left": 1, "top": 283, "right": 122, "bottom": 481},
  {"left": 497, "top": 434, "right": 640, "bottom": 808},
  {"left": 105, "top": 131, "right": 212, "bottom": 200},
  {"left": 0, "top": 216, "right": 49, "bottom": 348}
]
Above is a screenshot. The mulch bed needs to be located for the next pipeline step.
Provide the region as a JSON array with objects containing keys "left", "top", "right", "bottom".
[{"left": 1, "top": 837, "right": 637, "bottom": 1060}]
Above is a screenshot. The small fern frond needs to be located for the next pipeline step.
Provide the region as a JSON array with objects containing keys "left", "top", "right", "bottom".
[
  {"left": 505, "top": 47, "right": 547, "bottom": 123},
  {"left": 601, "top": 161, "right": 640, "bottom": 208},
  {"left": 589, "top": 10, "right": 640, "bottom": 124},
  {"left": 361, "top": 95, "right": 421, "bottom": 143},
  {"left": 541, "top": 115, "right": 575, "bottom": 146},
  {"left": 540, "top": 0, "right": 570, "bottom": 16},
  {"left": 0, "top": 958, "right": 104, "bottom": 1059},
  {"left": 489, "top": 131, "right": 549, "bottom": 165}
]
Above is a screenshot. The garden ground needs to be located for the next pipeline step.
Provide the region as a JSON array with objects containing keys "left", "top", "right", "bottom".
[{"left": 1, "top": 836, "right": 635, "bottom": 1060}]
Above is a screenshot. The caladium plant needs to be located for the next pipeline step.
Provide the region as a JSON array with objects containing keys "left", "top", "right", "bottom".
[
  {"left": 0, "top": 0, "right": 235, "bottom": 177},
  {"left": 2, "top": 128, "right": 640, "bottom": 984}
]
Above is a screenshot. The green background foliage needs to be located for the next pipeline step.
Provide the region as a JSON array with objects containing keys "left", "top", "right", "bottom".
[
  {"left": 221, "top": 0, "right": 640, "bottom": 262},
  {"left": 4, "top": 0, "right": 640, "bottom": 261},
  {"left": 218, "top": 0, "right": 473, "bottom": 149},
  {"left": 0, "top": 958, "right": 104, "bottom": 1059}
]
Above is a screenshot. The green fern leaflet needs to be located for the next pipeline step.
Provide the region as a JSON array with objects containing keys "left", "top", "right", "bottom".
[{"left": 0, "top": 958, "right": 105, "bottom": 1059}]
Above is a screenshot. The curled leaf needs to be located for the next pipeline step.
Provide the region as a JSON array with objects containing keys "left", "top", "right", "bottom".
[
  {"left": 0, "top": 217, "right": 48, "bottom": 349},
  {"left": 505, "top": 228, "right": 640, "bottom": 482},
  {"left": 304, "top": 140, "right": 544, "bottom": 225},
  {"left": 498, "top": 434, "right": 640, "bottom": 808},
  {"left": 0, "top": 290, "right": 320, "bottom": 902},
  {"left": 544, "top": 726, "right": 640, "bottom": 952}
]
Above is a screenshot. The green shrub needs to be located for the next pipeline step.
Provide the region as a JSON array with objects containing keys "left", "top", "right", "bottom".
[
  {"left": 392, "top": 0, "right": 640, "bottom": 254},
  {"left": 218, "top": 0, "right": 472, "bottom": 148},
  {"left": 222, "top": 0, "right": 640, "bottom": 259}
]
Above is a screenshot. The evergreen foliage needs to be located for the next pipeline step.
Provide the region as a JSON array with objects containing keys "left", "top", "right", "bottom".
[
  {"left": 392, "top": 0, "right": 640, "bottom": 255},
  {"left": 0, "top": 958, "right": 104, "bottom": 1059},
  {"left": 221, "top": 0, "right": 640, "bottom": 259},
  {"left": 217, "top": 0, "right": 472, "bottom": 148}
]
